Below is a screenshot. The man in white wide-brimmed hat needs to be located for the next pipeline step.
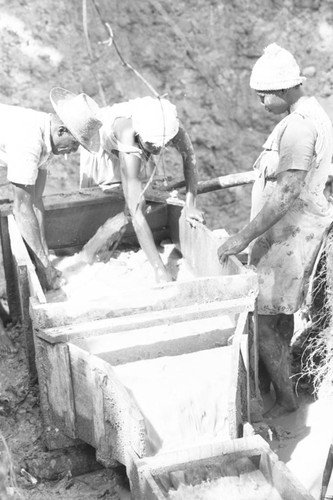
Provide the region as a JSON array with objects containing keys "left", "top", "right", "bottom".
[
  {"left": 80, "top": 95, "right": 204, "bottom": 283},
  {"left": 218, "top": 43, "right": 333, "bottom": 417},
  {"left": 0, "top": 87, "right": 101, "bottom": 354},
  {"left": 2, "top": 87, "right": 101, "bottom": 289}
]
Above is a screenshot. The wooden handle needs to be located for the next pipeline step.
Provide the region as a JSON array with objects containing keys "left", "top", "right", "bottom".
[{"left": 167, "top": 171, "right": 256, "bottom": 195}]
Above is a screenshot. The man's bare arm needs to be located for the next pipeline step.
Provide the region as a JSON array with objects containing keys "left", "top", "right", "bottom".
[
  {"left": 33, "top": 169, "right": 48, "bottom": 255},
  {"left": 171, "top": 124, "right": 204, "bottom": 224},
  {"left": 11, "top": 181, "right": 49, "bottom": 266},
  {"left": 11, "top": 180, "right": 63, "bottom": 290},
  {"left": 218, "top": 169, "right": 307, "bottom": 261}
]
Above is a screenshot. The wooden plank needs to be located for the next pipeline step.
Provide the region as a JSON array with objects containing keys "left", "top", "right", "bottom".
[
  {"left": 67, "top": 344, "right": 95, "bottom": 447},
  {"left": 42, "top": 342, "right": 76, "bottom": 437},
  {"left": 30, "top": 272, "right": 258, "bottom": 330},
  {"left": 131, "top": 434, "right": 314, "bottom": 500},
  {"left": 0, "top": 213, "right": 20, "bottom": 322},
  {"left": 1, "top": 187, "right": 175, "bottom": 249},
  {"left": 135, "top": 434, "right": 269, "bottom": 472},
  {"left": 0, "top": 186, "right": 184, "bottom": 215},
  {"left": 0, "top": 188, "right": 121, "bottom": 217},
  {"left": 240, "top": 331, "right": 251, "bottom": 423},
  {"left": 259, "top": 448, "right": 315, "bottom": 500},
  {"left": 89, "top": 367, "right": 125, "bottom": 467},
  {"left": 89, "top": 369, "right": 112, "bottom": 466},
  {"left": 45, "top": 199, "right": 168, "bottom": 250},
  {"left": 11, "top": 260, "right": 36, "bottom": 378},
  {"left": 75, "top": 318, "right": 235, "bottom": 365},
  {"left": 0, "top": 187, "right": 122, "bottom": 216},
  {"left": 68, "top": 344, "right": 147, "bottom": 464},
  {"left": 141, "top": 473, "right": 165, "bottom": 500},
  {"left": 179, "top": 213, "right": 245, "bottom": 276},
  {"left": 36, "top": 296, "right": 253, "bottom": 343},
  {"left": 127, "top": 447, "right": 162, "bottom": 500},
  {"left": 34, "top": 336, "right": 81, "bottom": 450},
  {"left": 227, "top": 311, "right": 249, "bottom": 439},
  {"left": 8, "top": 215, "right": 46, "bottom": 303}
]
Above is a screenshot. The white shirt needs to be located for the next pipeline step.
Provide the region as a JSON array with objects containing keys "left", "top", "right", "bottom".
[{"left": 0, "top": 103, "right": 53, "bottom": 185}]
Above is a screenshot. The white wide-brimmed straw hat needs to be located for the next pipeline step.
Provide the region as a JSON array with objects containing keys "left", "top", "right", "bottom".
[
  {"left": 250, "top": 43, "right": 306, "bottom": 91},
  {"left": 49, "top": 87, "right": 102, "bottom": 153},
  {"left": 131, "top": 96, "right": 179, "bottom": 147}
]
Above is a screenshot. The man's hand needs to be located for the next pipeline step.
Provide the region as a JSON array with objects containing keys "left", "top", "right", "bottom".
[
  {"left": 155, "top": 267, "right": 173, "bottom": 284},
  {"left": 217, "top": 234, "right": 248, "bottom": 264},
  {"left": 36, "top": 261, "right": 65, "bottom": 291},
  {"left": 183, "top": 206, "right": 205, "bottom": 228}
]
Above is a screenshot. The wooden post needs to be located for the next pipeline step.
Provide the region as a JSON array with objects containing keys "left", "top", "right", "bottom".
[
  {"left": 320, "top": 442, "right": 333, "bottom": 500},
  {"left": 0, "top": 213, "right": 20, "bottom": 323},
  {"left": 34, "top": 336, "right": 81, "bottom": 450},
  {"left": 253, "top": 300, "right": 260, "bottom": 399}
]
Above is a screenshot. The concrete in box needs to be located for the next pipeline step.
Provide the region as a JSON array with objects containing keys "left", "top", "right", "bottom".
[
  {"left": 127, "top": 435, "right": 315, "bottom": 500},
  {"left": 5, "top": 188, "right": 259, "bottom": 475}
]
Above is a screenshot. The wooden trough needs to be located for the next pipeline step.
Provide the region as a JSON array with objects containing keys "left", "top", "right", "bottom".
[
  {"left": 0, "top": 186, "right": 293, "bottom": 497},
  {"left": 127, "top": 434, "right": 315, "bottom": 500},
  {"left": 1, "top": 187, "right": 257, "bottom": 440}
]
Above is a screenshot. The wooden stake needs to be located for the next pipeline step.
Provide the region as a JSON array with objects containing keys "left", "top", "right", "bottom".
[{"left": 253, "top": 300, "right": 260, "bottom": 399}]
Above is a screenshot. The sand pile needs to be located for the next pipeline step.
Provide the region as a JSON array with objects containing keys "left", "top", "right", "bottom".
[
  {"left": 47, "top": 241, "right": 194, "bottom": 303},
  {"left": 156, "top": 457, "right": 283, "bottom": 500},
  {"left": 167, "top": 471, "right": 283, "bottom": 500},
  {"left": 48, "top": 242, "right": 235, "bottom": 471},
  {"left": 113, "top": 346, "right": 232, "bottom": 455}
]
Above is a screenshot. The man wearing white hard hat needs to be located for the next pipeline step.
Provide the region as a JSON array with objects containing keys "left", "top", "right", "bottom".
[
  {"left": 80, "top": 95, "right": 204, "bottom": 283},
  {"left": 1, "top": 88, "right": 101, "bottom": 293},
  {"left": 218, "top": 43, "right": 333, "bottom": 417}
]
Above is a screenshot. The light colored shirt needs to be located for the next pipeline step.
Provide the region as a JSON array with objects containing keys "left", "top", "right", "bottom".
[
  {"left": 80, "top": 102, "right": 153, "bottom": 190},
  {"left": 250, "top": 97, "right": 333, "bottom": 315},
  {"left": 0, "top": 103, "right": 53, "bottom": 185},
  {"left": 277, "top": 114, "right": 317, "bottom": 174}
]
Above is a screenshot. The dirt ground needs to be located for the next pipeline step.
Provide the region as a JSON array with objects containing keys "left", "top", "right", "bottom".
[
  {"left": 0, "top": 321, "right": 132, "bottom": 500},
  {"left": 268, "top": 393, "right": 333, "bottom": 499}
]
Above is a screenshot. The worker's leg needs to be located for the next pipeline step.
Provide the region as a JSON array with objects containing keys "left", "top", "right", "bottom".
[
  {"left": 258, "top": 313, "right": 298, "bottom": 417},
  {"left": 259, "top": 357, "right": 271, "bottom": 394}
]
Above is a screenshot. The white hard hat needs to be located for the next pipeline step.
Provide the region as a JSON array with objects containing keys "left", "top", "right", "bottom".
[
  {"left": 250, "top": 43, "right": 306, "bottom": 91},
  {"left": 131, "top": 96, "right": 179, "bottom": 147}
]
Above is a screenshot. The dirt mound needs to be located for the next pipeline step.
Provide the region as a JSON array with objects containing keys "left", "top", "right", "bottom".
[{"left": 1, "top": 1, "right": 333, "bottom": 230}]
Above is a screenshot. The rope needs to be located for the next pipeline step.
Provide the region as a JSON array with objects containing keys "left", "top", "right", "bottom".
[
  {"left": 90, "top": 0, "right": 160, "bottom": 98},
  {"left": 82, "top": 0, "right": 107, "bottom": 105},
  {"left": 86, "top": 0, "right": 174, "bottom": 210}
]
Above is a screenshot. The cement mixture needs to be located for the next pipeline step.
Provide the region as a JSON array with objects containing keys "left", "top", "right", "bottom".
[
  {"left": 48, "top": 242, "right": 233, "bottom": 457},
  {"left": 158, "top": 456, "right": 284, "bottom": 500},
  {"left": 113, "top": 347, "right": 232, "bottom": 455},
  {"left": 47, "top": 240, "right": 194, "bottom": 304},
  {"left": 167, "top": 466, "right": 283, "bottom": 500}
]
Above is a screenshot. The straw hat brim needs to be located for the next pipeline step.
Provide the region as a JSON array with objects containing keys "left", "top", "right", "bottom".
[{"left": 50, "top": 87, "right": 101, "bottom": 153}]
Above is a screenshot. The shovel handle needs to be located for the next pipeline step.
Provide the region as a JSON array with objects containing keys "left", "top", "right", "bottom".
[
  {"left": 320, "top": 443, "right": 333, "bottom": 500},
  {"left": 167, "top": 171, "right": 256, "bottom": 195}
]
